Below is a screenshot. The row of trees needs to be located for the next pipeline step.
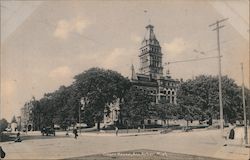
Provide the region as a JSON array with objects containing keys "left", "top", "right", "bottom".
[
  {"left": 30, "top": 68, "right": 131, "bottom": 130},
  {"left": 177, "top": 75, "right": 248, "bottom": 125},
  {"left": 25, "top": 67, "right": 248, "bottom": 131}
]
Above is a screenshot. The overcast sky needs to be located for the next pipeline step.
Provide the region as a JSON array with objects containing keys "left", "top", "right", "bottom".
[{"left": 1, "top": 0, "right": 249, "bottom": 121}]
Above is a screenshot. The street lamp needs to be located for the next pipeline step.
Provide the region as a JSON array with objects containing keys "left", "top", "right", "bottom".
[
  {"left": 79, "top": 97, "right": 85, "bottom": 134},
  {"left": 17, "top": 116, "right": 21, "bottom": 131}
]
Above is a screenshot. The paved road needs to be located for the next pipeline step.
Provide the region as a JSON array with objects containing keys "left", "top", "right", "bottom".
[{"left": 1, "top": 128, "right": 249, "bottom": 160}]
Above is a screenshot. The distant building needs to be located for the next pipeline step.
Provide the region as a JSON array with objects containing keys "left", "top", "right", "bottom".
[
  {"left": 103, "top": 99, "right": 120, "bottom": 127},
  {"left": 10, "top": 122, "right": 17, "bottom": 132},
  {"left": 104, "top": 24, "right": 179, "bottom": 127},
  {"left": 20, "top": 101, "right": 34, "bottom": 131}
]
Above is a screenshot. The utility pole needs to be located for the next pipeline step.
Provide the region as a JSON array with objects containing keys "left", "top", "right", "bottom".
[
  {"left": 80, "top": 98, "right": 85, "bottom": 134},
  {"left": 209, "top": 18, "right": 228, "bottom": 134},
  {"left": 241, "top": 63, "right": 248, "bottom": 145},
  {"left": 79, "top": 104, "right": 81, "bottom": 134},
  {"left": 248, "top": 1, "right": 250, "bottom": 156}
]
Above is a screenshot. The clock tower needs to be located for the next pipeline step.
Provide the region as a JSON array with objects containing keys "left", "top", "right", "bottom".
[{"left": 139, "top": 24, "right": 163, "bottom": 79}]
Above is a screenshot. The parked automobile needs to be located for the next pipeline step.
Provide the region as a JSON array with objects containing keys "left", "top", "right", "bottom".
[
  {"left": 5, "top": 128, "right": 12, "bottom": 132},
  {"left": 41, "top": 127, "right": 55, "bottom": 136}
]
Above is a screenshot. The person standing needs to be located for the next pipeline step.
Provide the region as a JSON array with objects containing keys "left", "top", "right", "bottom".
[
  {"left": 73, "top": 128, "right": 78, "bottom": 139},
  {"left": 224, "top": 123, "right": 236, "bottom": 146},
  {"left": 115, "top": 127, "right": 119, "bottom": 136}
]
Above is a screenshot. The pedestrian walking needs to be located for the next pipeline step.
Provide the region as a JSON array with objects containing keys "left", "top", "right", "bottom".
[
  {"left": 73, "top": 128, "right": 78, "bottom": 139},
  {"left": 115, "top": 127, "right": 119, "bottom": 136},
  {"left": 138, "top": 126, "right": 141, "bottom": 133},
  {"left": 66, "top": 128, "right": 69, "bottom": 136},
  {"left": 41, "top": 127, "right": 46, "bottom": 136}
]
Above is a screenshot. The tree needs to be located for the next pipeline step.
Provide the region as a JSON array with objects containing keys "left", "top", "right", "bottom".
[
  {"left": 177, "top": 75, "right": 243, "bottom": 124},
  {"left": 31, "top": 85, "right": 79, "bottom": 130},
  {"left": 156, "top": 100, "right": 179, "bottom": 127},
  {"left": 120, "top": 86, "right": 153, "bottom": 127},
  {"left": 36, "top": 93, "right": 58, "bottom": 128},
  {"left": 0, "top": 119, "right": 8, "bottom": 133},
  {"left": 74, "top": 68, "right": 130, "bottom": 130},
  {"left": 50, "top": 86, "right": 78, "bottom": 130}
]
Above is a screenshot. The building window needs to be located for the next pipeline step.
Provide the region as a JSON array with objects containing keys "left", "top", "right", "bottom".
[
  {"left": 148, "top": 120, "right": 151, "bottom": 124},
  {"left": 160, "top": 96, "right": 166, "bottom": 100},
  {"left": 172, "top": 97, "right": 175, "bottom": 103},
  {"left": 152, "top": 96, "right": 156, "bottom": 102},
  {"left": 168, "top": 91, "right": 170, "bottom": 94},
  {"left": 167, "top": 96, "right": 170, "bottom": 103},
  {"left": 172, "top": 91, "right": 175, "bottom": 95}
]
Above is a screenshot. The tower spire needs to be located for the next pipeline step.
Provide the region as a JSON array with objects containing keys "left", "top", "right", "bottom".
[
  {"left": 131, "top": 64, "right": 137, "bottom": 80},
  {"left": 144, "top": 10, "right": 151, "bottom": 26}
]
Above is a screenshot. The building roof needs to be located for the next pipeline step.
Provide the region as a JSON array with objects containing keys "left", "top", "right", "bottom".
[
  {"left": 131, "top": 73, "right": 179, "bottom": 88},
  {"left": 141, "top": 24, "right": 160, "bottom": 46}
]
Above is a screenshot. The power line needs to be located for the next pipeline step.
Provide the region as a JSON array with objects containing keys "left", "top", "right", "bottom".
[{"left": 165, "top": 56, "right": 220, "bottom": 65}]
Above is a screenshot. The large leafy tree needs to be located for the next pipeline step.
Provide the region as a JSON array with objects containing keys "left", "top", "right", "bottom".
[
  {"left": 73, "top": 68, "right": 130, "bottom": 130},
  {"left": 120, "top": 86, "right": 153, "bottom": 127},
  {"left": 49, "top": 86, "right": 79, "bottom": 130},
  {"left": 156, "top": 100, "right": 180, "bottom": 127},
  {"left": 177, "top": 75, "right": 243, "bottom": 124},
  {"left": 37, "top": 94, "right": 56, "bottom": 128}
]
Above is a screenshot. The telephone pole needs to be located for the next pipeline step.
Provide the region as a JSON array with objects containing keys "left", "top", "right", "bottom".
[
  {"left": 241, "top": 63, "right": 248, "bottom": 145},
  {"left": 209, "top": 18, "right": 228, "bottom": 134}
]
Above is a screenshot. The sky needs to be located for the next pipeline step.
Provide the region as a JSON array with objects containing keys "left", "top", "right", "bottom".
[{"left": 0, "top": 0, "right": 249, "bottom": 121}]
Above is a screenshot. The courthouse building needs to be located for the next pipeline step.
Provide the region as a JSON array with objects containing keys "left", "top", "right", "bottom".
[
  {"left": 104, "top": 24, "right": 179, "bottom": 126},
  {"left": 131, "top": 24, "right": 179, "bottom": 104}
]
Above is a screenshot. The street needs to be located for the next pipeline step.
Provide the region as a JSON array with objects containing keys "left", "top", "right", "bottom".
[{"left": 1, "top": 128, "right": 249, "bottom": 160}]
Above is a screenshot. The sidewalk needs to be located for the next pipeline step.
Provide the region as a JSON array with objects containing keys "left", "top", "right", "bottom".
[
  {"left": 211, "top": 127, "right": 250, "bottom": 160},
  {"left": 214, "top": 145, "right": 249, "bottom": 160},
  {"left": 64, "top": 128, "right": 250, "bottom": 160}
]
